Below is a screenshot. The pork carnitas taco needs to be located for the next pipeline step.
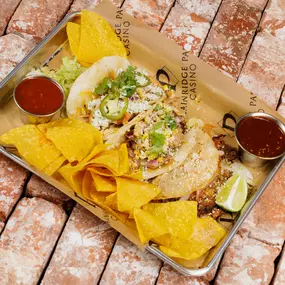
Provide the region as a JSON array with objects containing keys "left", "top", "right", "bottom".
[
  {"left": 66, "top": 56, "right": 172, "bottom": 140},
  {"left": 106, "top": 102, "right": 214, "bottom": 181}
]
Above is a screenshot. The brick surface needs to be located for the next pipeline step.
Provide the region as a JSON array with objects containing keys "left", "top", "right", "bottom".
[
  {"left": 200, "top": 0, "right": 261, "bottom": 79},
  {"left": 100, "top": 235, "right": 162, "bottom": 285},
  {"left": 157, "top": 264, "right": 209, "bottom": 285},
  {"left": 239, "top": 164, "right": 285, "bottom": 246},
  {"left": 123, "top": 0, "right": 175, "bottom": 30},
  {"left": 238, "top": 31, "right": 285, "bottom": 109},
  {"left": 26, "top": 175, "right": 73, "bottom": 211},
  {"left": 260, "top": 0, "right": 285, "bottom": 41},
  {"left": 0, "top": 153, "right": 29, "bottom": 222},
  {"left": 69, "top": 0, "right": 124, "bottom": 12},
  {"left": 214, "top": 234, "right": 280, "bottom": 285},
  {"left": 246, "top": 0, "right": 268, "bottom": 10},
  {"left": 177, "top": 0, "right": 222, "bottom": 22},
  {"left": 0, "top": 34, "right": 35, "bottom": 81},
  {"left": 69, "top": 0, "right": 101, "bottom": 11},
  {"left": 161, "top": 3, "right": 210, "bottom": 55},
  {"left": 0, "top": 222, "right": 4, "bottom": 233},
  {"left": 0, "top": 0, "right": 22, "bottom": 36},
  {"left": 277, "top": 104, "right": 285, "bottom": 118},
  {"left": 7, "top": 0, "right": 73, "bottom": 43},
  {"left": 41, "top": 204, "right": 117, "bottom": 285},
  {"left": 273, "top": 247, "right": 285, "bottom": 285},
  {"left": 0, "top": 197, "right": 67, "bottom": 285}
]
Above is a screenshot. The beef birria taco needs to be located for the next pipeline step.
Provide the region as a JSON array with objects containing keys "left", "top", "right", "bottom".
[{"left": 66, "top": 56, "right": 172, "bottom": 140}]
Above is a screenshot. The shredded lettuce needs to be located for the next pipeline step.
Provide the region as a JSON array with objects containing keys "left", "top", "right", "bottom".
[{"left": 41, "top": 57, "right": 86, "bottom": 98}]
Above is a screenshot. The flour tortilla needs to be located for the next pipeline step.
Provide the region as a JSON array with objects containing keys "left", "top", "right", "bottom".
[
  {"left": 106, "top": 104, "right": 214, "bottom": 181},
  {"left": 66, "top": 56, "right": 130, "bottom": 117},
  {"left": 153, "top": 128, "right": 220, "bottom": 199}
]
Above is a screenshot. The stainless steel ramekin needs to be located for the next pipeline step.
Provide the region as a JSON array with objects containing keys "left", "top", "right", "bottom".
[
  {"left": 13, "top": 75, "right": 64, "bottom": 124},
  {"left": 234, "top": 112, "right": 285, "bottom": 168}
]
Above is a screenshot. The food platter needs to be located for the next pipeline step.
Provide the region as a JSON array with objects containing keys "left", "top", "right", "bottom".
[{"left": 0, "top": 1, "right": 284, "bottom": 276}]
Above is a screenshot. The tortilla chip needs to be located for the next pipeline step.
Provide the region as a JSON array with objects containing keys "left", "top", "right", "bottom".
[
  {"left": 88, "top": 167, "right": 113, "bottom": 177},
  {"left": 43, "top": 155, "right": 66, "bottom": 176},
  {"left": 160, "top": 217, "right": 226, "bottom": 260},
  {"left": 77, "top": 10, "right": 127, "bottom": 64},
  {"left": 82, "top": 170, "right": 93, "bottom": 199},
  {"left": 58, "top": 164, "right": 85, "bottom": 194},
  {"left": 143, "top": 201, "right": 197, "bottom": 241},
  {"left": 89, "top": 149, "right": 120, "bottom": 175},
  {"left": 104, "top": 193, "right": 118, "bottom": 211},
  {"left": 90, "top": 172, "right": 116, "bottom": 192},
  {"left": 67, "top": 22, "right": 80, "bottom": 57},
  {"left": 116, "top": 177, "right": 160, "bottom": 213},
  {"left": 123, "top": 170, "right": 143, "bottom": 181},
  {"left": 77, "top": 144, "right": 108, "bottom": 171},
  {"left": 118, "top": 143, "right": 129, "bottom": 175},
  {"left": 134, "top": 208, "right": 171, "bottom": 245},
  {"left": 0, "top": 125, "right": 61, "bottom": 170},
  {"left": 38, "top": 119, "right": 102, "bottom": 163}
]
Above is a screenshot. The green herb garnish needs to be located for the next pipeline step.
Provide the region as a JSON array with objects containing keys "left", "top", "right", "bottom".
[{"left": 164, "top": 114, "right": 177, "bottom": 130}]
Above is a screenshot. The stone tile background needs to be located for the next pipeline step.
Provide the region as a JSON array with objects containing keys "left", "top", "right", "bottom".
[{"left": 0, "top": 0, "right": 285, "bottom": 284}]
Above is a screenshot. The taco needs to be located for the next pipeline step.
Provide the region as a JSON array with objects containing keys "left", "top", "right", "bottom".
[
  {"left": 152, "top": 122, "right": 221, "bottom": 199},
  {"left": 66, "top": 56, "right": 171, "bottom": 140},
  {"left": 106, "top": 102, "right": 209, "bottom": 180}
]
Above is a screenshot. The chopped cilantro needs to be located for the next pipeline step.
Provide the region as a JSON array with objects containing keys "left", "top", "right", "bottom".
[
  {"left": 94, "top": 77, "right": 112, "bottom": 95},
  {"left": 154, "top": 104, "right": 162, "bottom": 111},
  {"left": 149, "top": 131, "right": 165, "bottom": 158},
  {"left": 94, "top": 66, "right": 151, "bottom": 98},
  {"left": 164, "top": 114, "right": 177, "bottom": 130},
  {"left": 153, "top": 121, "right": 164, "bottom": 131}
]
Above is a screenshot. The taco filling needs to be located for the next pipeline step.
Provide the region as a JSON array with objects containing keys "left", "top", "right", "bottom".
[
  {"left": 125, "top": 103, "right": 188, "bottom": 171},
  {"left": 87, "top": 66, "right": 169, "bottom": 131}
]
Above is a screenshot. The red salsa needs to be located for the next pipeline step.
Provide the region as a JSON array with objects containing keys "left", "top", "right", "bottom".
[
  {"left": 14, "top": 77, "right": 63, "bottom": 115},
  {"left": 236, "top": 116, "right": 285, "bottom": 158}
]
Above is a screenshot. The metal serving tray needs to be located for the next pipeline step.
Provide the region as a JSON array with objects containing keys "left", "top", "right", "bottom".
[{"left": 0, "top": 10, "right": 284, "bottom": 276}]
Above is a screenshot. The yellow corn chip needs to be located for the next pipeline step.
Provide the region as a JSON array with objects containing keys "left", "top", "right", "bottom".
[
  {"left": 43, "top": 155, "right": 66, "bottom": 176},
  {"left": 91, "top": 172, "right": 116, "bottom": 192},
  {"left": 86, "top": 188, "right": 127, "bottom": 223},
  {"left": 80, "top": 144, "right": 108, "bottom": 165},
  {"left": 38, "top": 119, "right": 102, "bottom": 163},
  {"left": 0, "top": 125, "right": 61, "bottom": 170},
  {"left": 82, "top": 170, "right": 93, "bottom": 199},
  {"left": 134, "top": 208, "right": 171, "bottom": 245},
  {"left": 118, "top": 143, "right": 129, "bottom": 175},
  {"left": 104, "top": 193, "right": 118, "bottom": 211},
  {"left": 123, "top": 170, "right": 143, "bottom": 181},
  {"left": 77, "top": 10, "right": 127, "bottom": 64},
  {"left": 88, "top": 167, "right": 113, "bottom": 177},
  {"left": 143, "top": 201, "right": 197, "bottom": 241},
  {"left": 160, "top": 217, "right": 226, "bottom": 260},
  {"left": 90, "top": 182, "right": 109, "bottom": 202},
  {"left": 58, "top": 164, "right": 85, "bottom": 194},
  {"left": 116, "top": 177, "right": 160, "bottom": 213},
  {"left": 89, "top": 149, "right": 120, "bottom": 175},
  {"left": 67, "top": 22, "right": 81, "bottom": 57}
]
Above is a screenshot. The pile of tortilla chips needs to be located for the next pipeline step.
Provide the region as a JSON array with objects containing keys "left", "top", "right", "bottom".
[
  {"left": 134, "top": 202, "right": 226, "bottom": 260},
  {"left": 0, "top": 117, "right": 226, "bottom": 261},
  {"left": 67, "top": 10, "right": 127, "bottom": 66}
]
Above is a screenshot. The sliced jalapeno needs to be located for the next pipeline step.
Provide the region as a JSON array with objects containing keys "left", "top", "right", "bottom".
[{"left": 100, "top": 93, "right": 128, "bottom": 121}]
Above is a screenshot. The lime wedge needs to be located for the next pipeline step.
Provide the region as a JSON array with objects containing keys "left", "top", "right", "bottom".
[{"left": 215, "top": 174, "right": 248, "bottom": 212}]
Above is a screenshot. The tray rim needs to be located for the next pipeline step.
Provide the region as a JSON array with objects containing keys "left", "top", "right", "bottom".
[{"left": 0, "top": 10, "right": 284, "bottom": 277}]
